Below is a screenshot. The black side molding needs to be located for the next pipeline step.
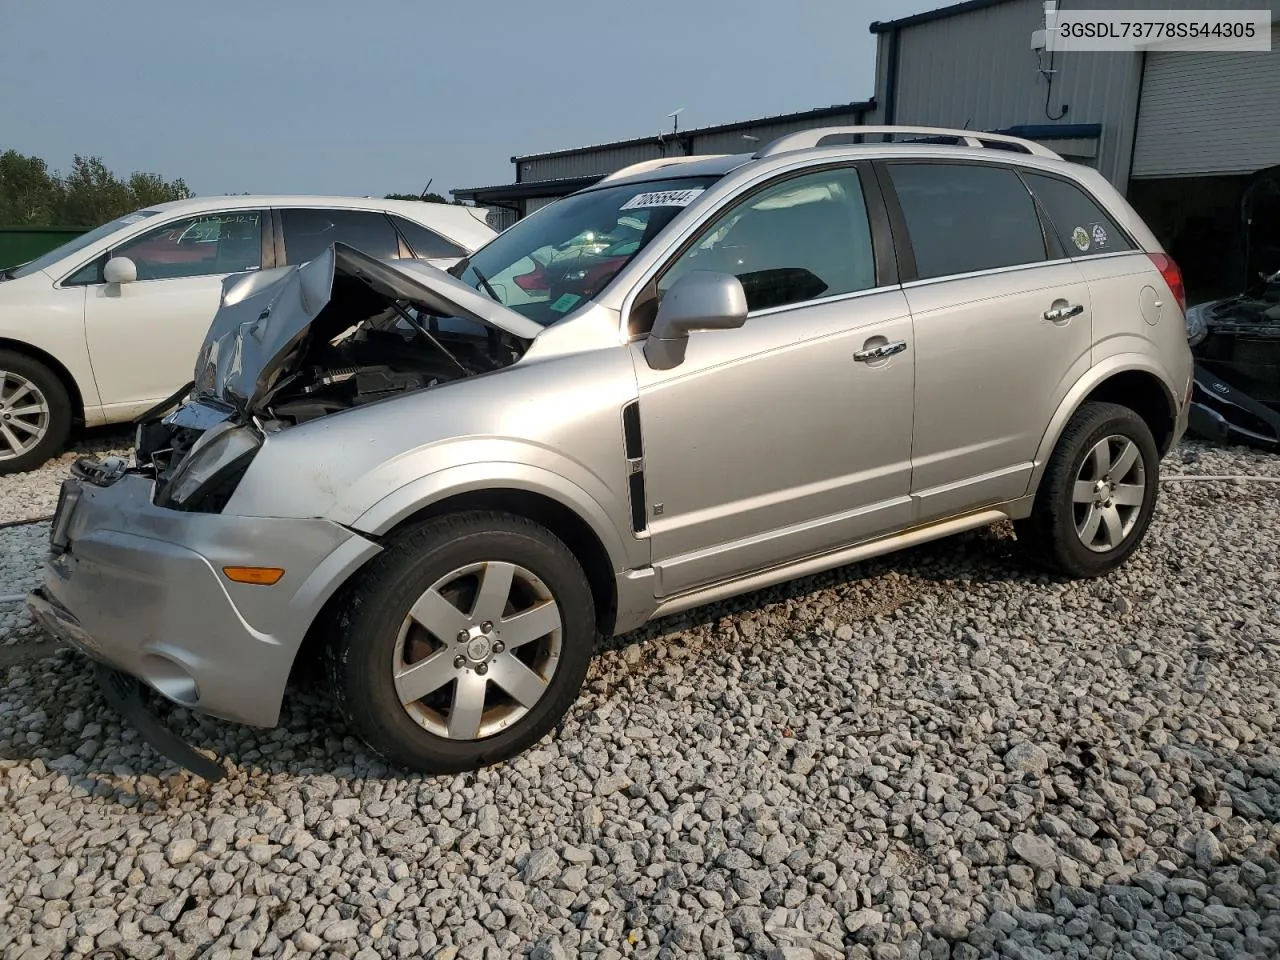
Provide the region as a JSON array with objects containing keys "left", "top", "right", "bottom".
[{"left": 622, "top": 401, "right": 647, "bottom": 534}]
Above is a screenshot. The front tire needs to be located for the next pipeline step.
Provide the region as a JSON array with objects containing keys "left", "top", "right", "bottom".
[
  {"left": 1017, "top": 401, "right": 1160, "bottom": 578},
  {"left": 325, "top": 510, "right": 595, "bottom": 773},
  {"left": 0, "top": 351, "right": 72, "bottom": 475}
]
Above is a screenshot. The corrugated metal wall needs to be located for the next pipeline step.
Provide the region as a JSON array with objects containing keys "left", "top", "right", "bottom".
[
  {"left": 519, "top": 109, "right": 869, "bottom": 183},
  {"left": 520, "top": 143, "right": 667, "bottom": 183},
  {"left": 1132, "top": 48, "right": 1280, "bottom": 178},
  {"left": 879, "top": 0, "right": 1142, "bottom": 190},
  {"left": 692, "top": 109, "right": 867, "bottom": 155},
  {"left": 877, "top": 0, "right": 1280, "bottom": 193}
]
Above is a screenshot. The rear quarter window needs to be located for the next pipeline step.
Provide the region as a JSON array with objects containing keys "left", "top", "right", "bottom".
[{"left": 1022, "top": 172, "right": 1135, "bottom": 257}]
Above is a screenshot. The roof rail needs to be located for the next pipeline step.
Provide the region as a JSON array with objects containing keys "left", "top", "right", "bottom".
[
  {"left": 598, "top": 155, "right": 729, "bottom": 184},
  {"left": 754, "top": 126, "right": 1062, "bottom": 160}
]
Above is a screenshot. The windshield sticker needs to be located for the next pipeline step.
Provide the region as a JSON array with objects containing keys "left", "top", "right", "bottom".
[
  {"left": 1071, "top": 226, "right": 1091, "bottom": 252},
  {"left": 1089, "top": 222, "right": 1109, "bottom": 248},
  {"left": 620, "top": 188, "right": 705, "bottom": 211},
  {"left": 549, "top": 293, "right": 581, "bottom": 313}
]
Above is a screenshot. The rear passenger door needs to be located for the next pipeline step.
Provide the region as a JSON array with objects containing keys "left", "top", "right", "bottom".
[
  {"left": 277, "top": 208, "right": 402, "bottom": 264},
  {"left": 878, "top": 160, "right": 1093, "bottom": 522}
]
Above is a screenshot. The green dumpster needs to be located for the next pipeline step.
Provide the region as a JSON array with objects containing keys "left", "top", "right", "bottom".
[{"left": 0, "top": 227, "right": 89, "bottom": 270}]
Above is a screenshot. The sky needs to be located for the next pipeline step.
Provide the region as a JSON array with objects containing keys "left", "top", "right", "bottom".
[{"left": 0, "top": 0, "right": 926, "bottom": 200}]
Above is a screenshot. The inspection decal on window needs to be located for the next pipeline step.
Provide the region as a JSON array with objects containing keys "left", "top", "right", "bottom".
[
  {"left": 549, "top": 293, "right": 581, "bottom": 313},
  {"left": 1070, "top": 226, "right": 1091, "bottom": 252},
  {"left": 620, "top": 188, "right": 705, "bottom": 211},
  {"left": 1088, "top": 222, "right": 1109, "bottom": 248}
]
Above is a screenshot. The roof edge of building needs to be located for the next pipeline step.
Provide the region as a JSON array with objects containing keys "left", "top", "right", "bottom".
[
  {"left": 870, "top": 0, "right": 1018, "bottom": 34},
  {"left": 509, "top": 99, "right": 876, "bottom": 164}
]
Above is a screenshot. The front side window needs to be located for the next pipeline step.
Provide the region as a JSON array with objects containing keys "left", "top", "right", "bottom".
[
  {"left": 282, "top": 209, "right": 400, "bottom": 263},
  {"left": 656, "top": 166, "right": 877, "bottom": 315},
  {"left": 887, "top": 162, "right": 1047, "bottom": 280},
  {"left": 65, "top": 211, "right": 263, "bottom": 284},
  {"left": 454, "top": 176, "right": 720, "bottom": 326},
  {"left": 1022, "top": 172, "right": 1134, "bottom": 257},
  {"left": 13, "top": 210, "right": 161, "bottom": 281}
]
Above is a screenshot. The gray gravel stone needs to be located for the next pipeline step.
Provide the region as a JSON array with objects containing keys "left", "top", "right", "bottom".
[{"left": 1, "top": 439, "right": 1278, "bottom": 960}]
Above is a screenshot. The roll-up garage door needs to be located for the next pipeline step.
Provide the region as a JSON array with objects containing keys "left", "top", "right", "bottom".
[{"left": 1131, "top": 48, "right": 1280, "bottom": 179}]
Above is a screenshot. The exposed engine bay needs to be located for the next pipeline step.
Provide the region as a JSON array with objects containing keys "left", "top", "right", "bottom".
[{"left": 134, "top": 254, "right": 533, "bottom": 505}]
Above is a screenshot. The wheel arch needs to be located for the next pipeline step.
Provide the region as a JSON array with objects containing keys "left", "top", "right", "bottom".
[
  {"left": 1029, "top": 359, "right": 1177, "bottom": 496},
  {"left": 0, "top": 337, "right": 86, "bottom": 423},
  {"left": 378, "top": 487, "right": 621, "bottom": 638}
]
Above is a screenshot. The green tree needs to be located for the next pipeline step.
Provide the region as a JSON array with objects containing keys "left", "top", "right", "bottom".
[
  {"left": 385, "top": 191, "right": 449, "bottom": 204},
  {"left": 0, "top": 150, "right": 59, "bottom": 225},
  {"left": 0, "top": 149, "right": 193, "bottom": 226}
]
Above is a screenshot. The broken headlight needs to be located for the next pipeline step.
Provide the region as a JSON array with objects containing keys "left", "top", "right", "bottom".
[
  {"left": 155, "top": 421, "right": 261, "bottom": 512},
  {"left": 1184, "top": 303, "right": 1209, "bottom": 348}
]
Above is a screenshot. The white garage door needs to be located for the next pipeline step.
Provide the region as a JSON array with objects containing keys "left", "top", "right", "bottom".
[{"left": 1131, "top": 48, "right": 1280, "bottom": 178}]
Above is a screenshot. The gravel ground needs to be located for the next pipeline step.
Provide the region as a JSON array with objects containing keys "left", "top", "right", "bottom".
[
  {"left": 0, "top": 426, "right": 133, "bottom": 524},
  {"left": 0, "top": 440, "right": 1278, "bottom": 960}
]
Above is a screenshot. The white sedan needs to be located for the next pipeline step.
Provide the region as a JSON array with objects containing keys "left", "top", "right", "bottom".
[{"left": 0, "top": 195, "right": 495, "bottom": 472}]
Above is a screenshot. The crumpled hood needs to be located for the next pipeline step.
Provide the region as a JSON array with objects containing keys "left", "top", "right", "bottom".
[{"left": 192, "top": 242, "right": 542, "bottom": 414}]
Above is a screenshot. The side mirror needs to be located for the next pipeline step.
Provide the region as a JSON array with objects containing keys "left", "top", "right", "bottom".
[
  {"left": 103, "top": 256, "right": 138, "bottom": 285},
  {"left": 643, "top": 271, "right": 748, "bottom": 370}
]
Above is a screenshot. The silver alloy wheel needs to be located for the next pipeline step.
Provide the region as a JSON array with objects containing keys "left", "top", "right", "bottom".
[
  {"left": 392, "top": 560, "right": 563, "bottom": 740},
  {"left": 1072, "top": 434, "right": 1147, "bottom": 553},
  {"left": 0, "top": 370, "right": 50, "bottom": 461}
]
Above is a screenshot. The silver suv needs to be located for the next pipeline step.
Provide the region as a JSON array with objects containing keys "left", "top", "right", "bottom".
[{"left": 29, "top": 127, "right": 1194, "bottom": 776}]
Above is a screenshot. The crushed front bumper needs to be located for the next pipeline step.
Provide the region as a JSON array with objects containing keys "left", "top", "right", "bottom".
[{"left": 27, "top": 466, "right": 380, "bottom": 737}]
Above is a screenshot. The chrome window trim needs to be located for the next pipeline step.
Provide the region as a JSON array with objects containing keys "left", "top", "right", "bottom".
[{"left": 899, "top": 257, "right": 1075, "bottom": 290}]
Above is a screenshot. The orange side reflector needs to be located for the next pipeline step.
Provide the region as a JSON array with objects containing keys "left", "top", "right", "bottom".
[{"left": 222, "top": 566, "right": 285, "bottom": 586}]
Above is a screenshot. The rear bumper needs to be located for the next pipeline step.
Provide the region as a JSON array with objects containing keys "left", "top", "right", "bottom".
[{"left": 28, "top": 471, "right": 380, "bottom": 727}]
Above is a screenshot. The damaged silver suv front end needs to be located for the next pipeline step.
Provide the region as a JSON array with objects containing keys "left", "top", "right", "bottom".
[{"left": 27, "top": 243, "right": 543, "bottom": 777}]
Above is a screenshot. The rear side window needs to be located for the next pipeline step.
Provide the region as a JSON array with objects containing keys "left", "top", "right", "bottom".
[
  {"left": 281, "top": 209, "right": 400, "bottom": 263},
  {"left": 886, "top": 163, "right": 1047, "bottom": 280},
  {"left": 1022, "top": 172, "right": 1134, "bottom": 257},
  {"left": 391, "top": 215, "right": 466, "bottom": 259}
]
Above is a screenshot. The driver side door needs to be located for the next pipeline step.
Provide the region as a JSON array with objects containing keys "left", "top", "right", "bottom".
[{"left": 629, "top": 164, "right": 916, "bottom": 597}]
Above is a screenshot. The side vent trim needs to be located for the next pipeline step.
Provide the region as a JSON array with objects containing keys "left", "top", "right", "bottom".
[{"left": 622, "top": 401, "right": 647, "bottom": 534}]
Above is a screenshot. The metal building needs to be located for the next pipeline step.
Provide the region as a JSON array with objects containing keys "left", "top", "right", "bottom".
[
  {"left": 455, "top": 0, "right": 1279, "bottom": 294},
  {"left": 453, "top": 100, "right": 872, "bottom": 230},
  {"left": 867, "top": 0, "right": 1280, "bottom": 295}
]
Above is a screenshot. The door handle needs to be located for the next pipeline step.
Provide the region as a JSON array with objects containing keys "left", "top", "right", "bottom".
[
  {"left": 853, "top": 339, "right": 908, "bottom": 362},
  {"left": 1043, "top": 302, "right": 1084, "bottom": 324}
]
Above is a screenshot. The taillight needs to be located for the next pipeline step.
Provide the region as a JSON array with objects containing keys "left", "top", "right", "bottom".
[{"left": 1148, "top": 252, "right": 1186, "bottom": 314}]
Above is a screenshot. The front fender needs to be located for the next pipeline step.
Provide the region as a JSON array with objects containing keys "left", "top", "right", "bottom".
[
  {"left": 1026, "top": 353, "right": 1178, "bottom": 495},
  {"left": 346, "top": 449, "right": 644, "bottom": 574}
]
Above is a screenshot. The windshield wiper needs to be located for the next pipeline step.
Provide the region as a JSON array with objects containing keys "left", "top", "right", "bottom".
[{"left": 470, "top": 265, "right": 502, "bottom": 304}]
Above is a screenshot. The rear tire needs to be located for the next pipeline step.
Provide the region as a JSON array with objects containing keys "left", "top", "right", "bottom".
[
  {"left": 1016, "top": 401, "right": 1159, "bottom": 579},
  {"left": 325, "top": 510, "right": 595, "bottom": 774},
  {"left": 0, "top": 350, "right": 72, "bottom": 475}
]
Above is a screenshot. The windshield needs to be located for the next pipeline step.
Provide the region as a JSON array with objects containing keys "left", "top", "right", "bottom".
[
  {"left": 455, "top": 176, "right": 719, "bottom": 325},
  {"left": 7, "top": 210, "right": 161, "bottom": 280}
]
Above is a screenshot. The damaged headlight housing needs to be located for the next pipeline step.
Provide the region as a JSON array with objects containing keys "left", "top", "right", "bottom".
[
  {"left": 156, "top": 421, "right": 261, "bottom": 512},
  {"left": 1184, "top": 303, "right": 1209, "bottom": 348}
]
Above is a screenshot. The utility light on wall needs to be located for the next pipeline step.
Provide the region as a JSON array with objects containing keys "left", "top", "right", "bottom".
[{"left": 667, "top": 108, "right": 685, "bottom": 135}]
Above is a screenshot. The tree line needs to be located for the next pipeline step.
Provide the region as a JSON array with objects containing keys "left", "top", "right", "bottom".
[
  {"left": 0, "top": 149, "right": 192, "bottom": 228},
  {"left": 1, "top": 147, "right": 462, "bottom": 230}
]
